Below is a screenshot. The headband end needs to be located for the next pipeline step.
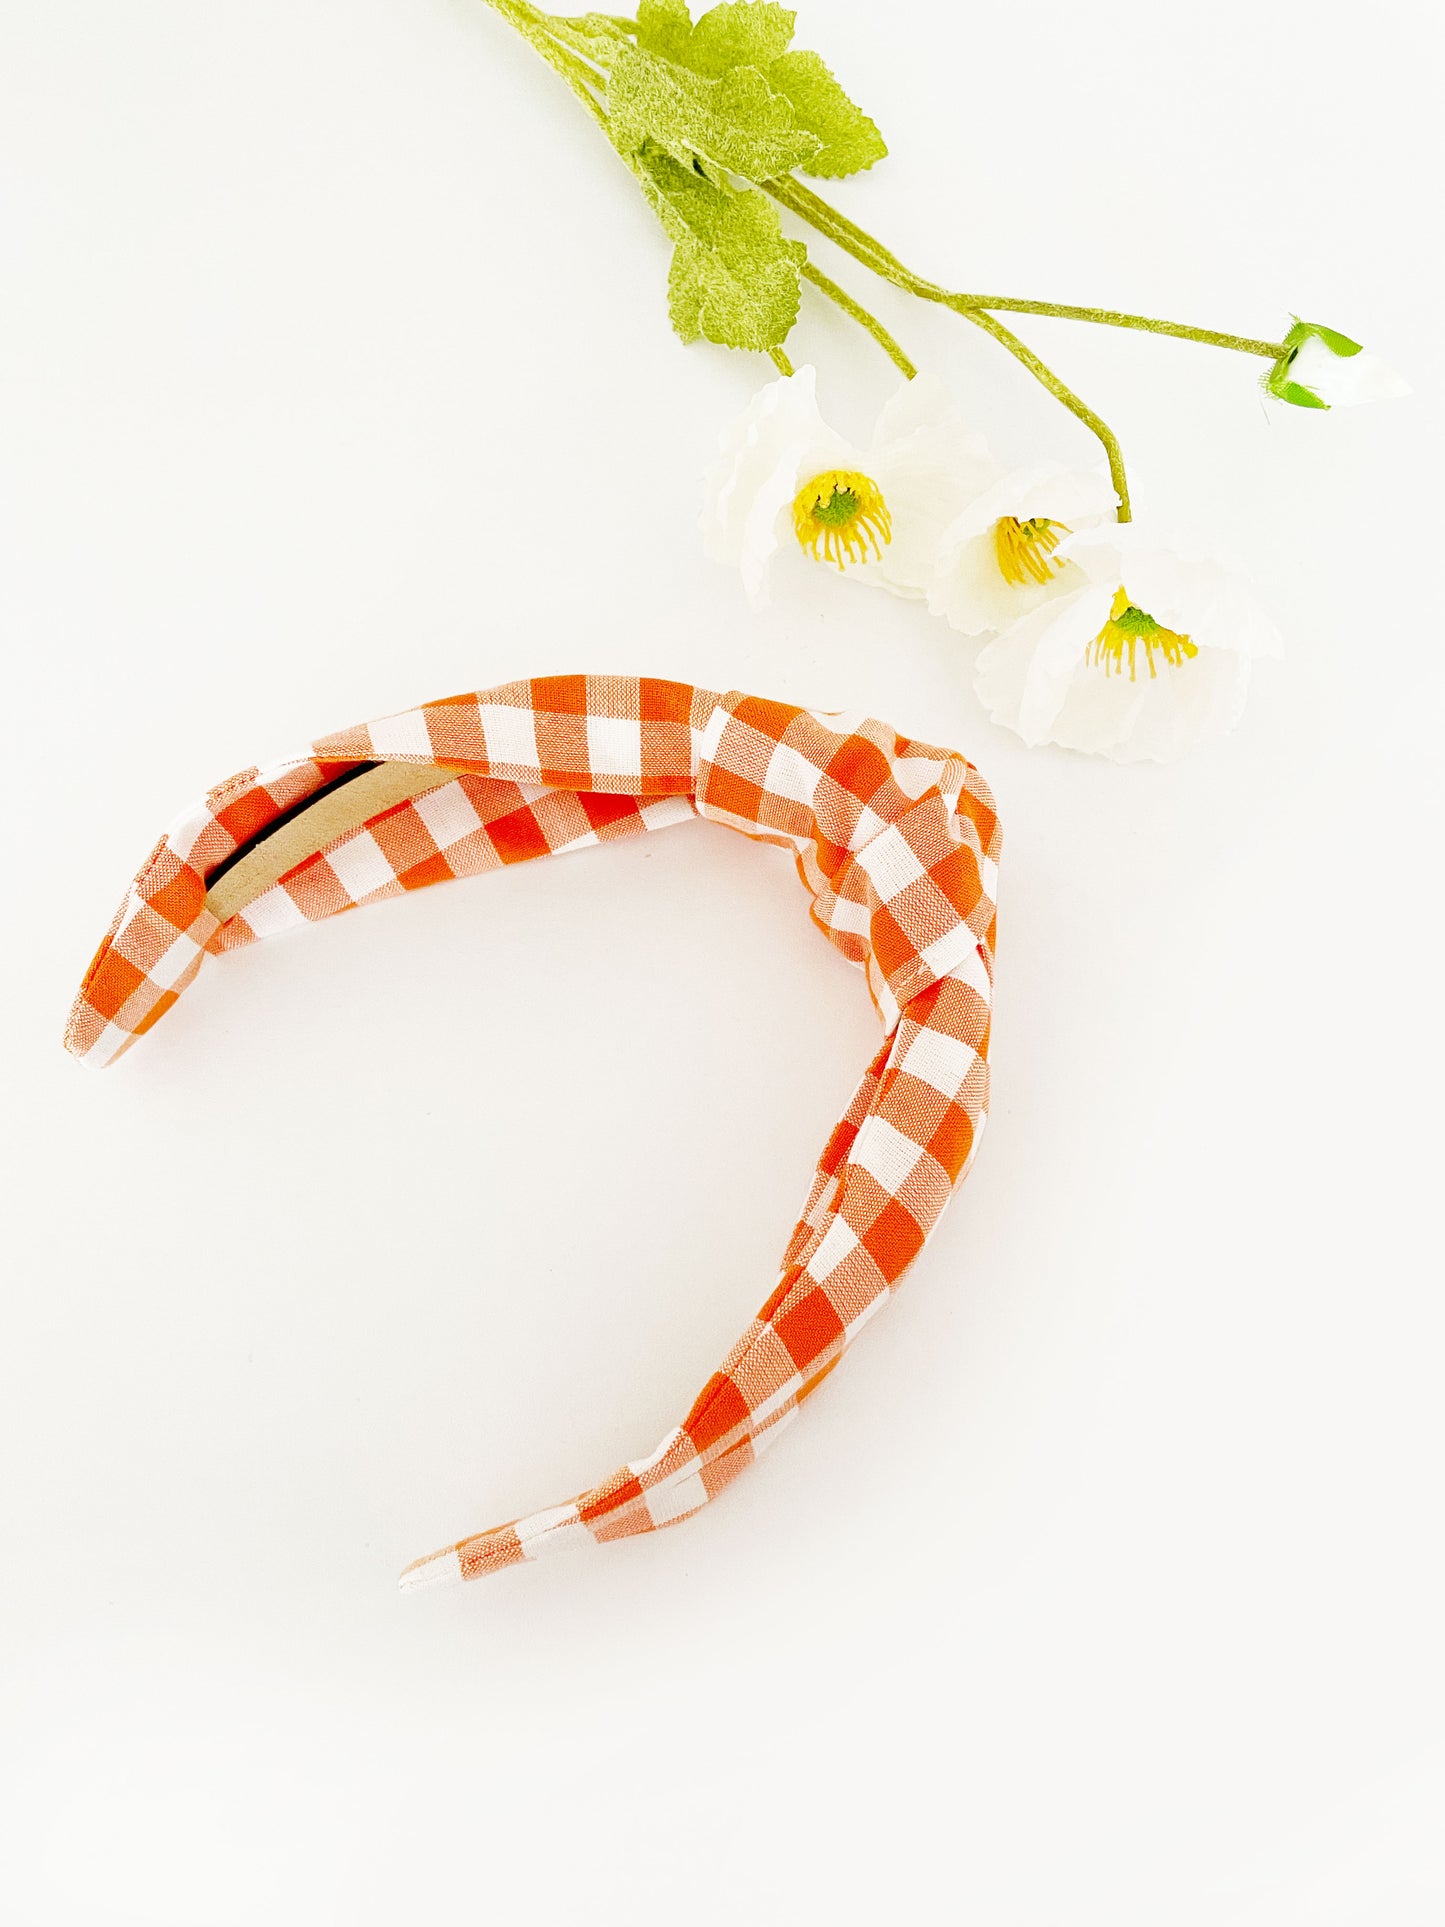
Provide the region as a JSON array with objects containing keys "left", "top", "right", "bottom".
[{"left": 398, "top": 1546, "right": 464, "bottom": 1594}]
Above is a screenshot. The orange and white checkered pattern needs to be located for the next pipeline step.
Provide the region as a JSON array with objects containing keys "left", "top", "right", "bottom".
[{"left": 65, "top": 677, "right": 1000, "bottom": 1587}]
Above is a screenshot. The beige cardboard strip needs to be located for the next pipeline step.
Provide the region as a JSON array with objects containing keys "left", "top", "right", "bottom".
[{"left": 205, "top": 761, "right": 456, "bottom": 923}]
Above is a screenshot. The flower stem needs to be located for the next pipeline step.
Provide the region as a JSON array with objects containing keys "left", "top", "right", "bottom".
[
  {"left": 961, "top": 308, "right": 1131, "bottom": 520},
  {"left": 487, "top": 0, "right": 610, "bottom": 131},
  {"left": 800, "top": 261, "right": 917, "bottom": 379},
  {"left": 769, "top": 345, "right": 795, "bottom": 376},
  {"left": 769, "top": 177, "right": 1133, "bottom": 519},
  {"left": 961, "top": 299, "right": 1284, "bottom": 361},
  {"left": 771, "top": 179, "right": 1285, "bottom": 360}
]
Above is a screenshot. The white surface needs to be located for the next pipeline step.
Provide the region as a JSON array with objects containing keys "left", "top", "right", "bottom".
[{"left": 1, "top": 2, "right": 1441, "bottom": 1921}]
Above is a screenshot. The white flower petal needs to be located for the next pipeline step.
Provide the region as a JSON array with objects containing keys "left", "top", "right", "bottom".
[
  {"left": 871, "top": 375, "right": 993, "bottom": 478},
  {"left": 974, "top": 583, "right": 1115, "bottom": 745},
  {"left": 1288, "top": 334, "right": 1411, "bottom": 407},
  {"left": 1045, "top": 658, "right": 1149, "bottom": 758},
  {"left": 1012, "top": 464, "right": 1118, "bottom": 527},
  {"left": 1052, "top": 522, "right": 1128, "bottom": 586},
  {"left": 976, "top": 519, "right": 1277, "bottom": 759},
  {"left": 856, "top": 467, "right": 953, "bottom": 599},
  {"left": 1067, "top": 647, "right": 1250, "bottom": 765},
  {"left": 930, "top": 462, "right": 1112, "bottom": 638},
  {"left": 1067, "top": 532, "right": 1281, "bottom": 663},
  {"left": 701, "top": 367, "right": 859, "bottom": 605},
  {"left": 870, "top": 371, "right": 958, "bottom": 454},
  {"left": 936, "top": 464, "right": 1057, "bottom": 554},
  {"left": 928, "top": 527, "right": 1016, "bottom": 636},
  {"left": 839, "top": 378, "right": 994, "bottom": 600}
]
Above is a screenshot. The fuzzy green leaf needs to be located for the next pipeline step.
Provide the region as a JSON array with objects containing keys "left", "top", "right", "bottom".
[
  {"left": 638, "top": 146, "right": 804, "bottom": 349},
  {"left": 766, "top": 49, "right": 886, "bottom": 176},
  {"left": 636, "top": 1, "right": 797, "bottom": 77},
  {"left": 1299, "top": 319, "right": 1363, "bottom": 358},
  {"left": 633, "top": 0, "right": 695, "bottom": 66},
  {"left": 1273, "top": 379, "right": 1329, "bottom": 410},
  {"left": 608, "top": 40, "right": 820, "bottom": 180},
  {"left": 628, "top": 4, "right": 883, "bottom": 179},
  {"left": 689, "top": 2, "right": 796, "bottom": 73},
  {"left": 542, "top": 12, "right": 632, "bottom": 66}
]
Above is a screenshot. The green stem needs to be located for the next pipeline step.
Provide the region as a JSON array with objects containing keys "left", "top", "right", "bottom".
[
  {"left": 770, "top": 177, "right": 1133, "bottom": 519},
  {"left": 769, "top": 344, "right": 795, "bottom": 376},
  {"left": 772, "top": 179, "right": 1284, "bottom": 360},
  {"left": 961, "top": 299, "right": 1283, "bottom": 361},
  {"left": 800, "top": 261, "right": 917, "bottom": 379},
  {"left": 961, "top": 309, "right": 1131, "bottom": 520},
  {"left": 488, "top": 0, "right": 610, "bottom": 131}
]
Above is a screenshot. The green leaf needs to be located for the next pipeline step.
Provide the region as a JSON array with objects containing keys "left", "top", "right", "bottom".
[
  {"left": 633, "top": 0, "right": 696, "bottom": 66},
  {"left": 1274, "top": 379, "right": 1329, "bottom": 410},
  {"left": 685, "top": 3, "right": 797, "bottom": 76},
  {"left": 637, "top": 146, "right": 804, "bottom": 349},
  {"left": 542, "top": 12, "right": 632, "bottom": 66},
  {"left": 608, "top": 41, "right": 820, "bottom": 180},
  {"left": 767, "top": 49, "right": 886, "bottom": 176},
  {"left": 635, "top": 1, "right": 796, "bottom": 76},
  {"left": 1291, "top": 318, "right": 1363, "bottom": 359},
  {"left": 597, "top": 1, "right": 882, "bottom": 350},
  {"left": 627, "top": 4, "right": 883, "bottom": 179}
]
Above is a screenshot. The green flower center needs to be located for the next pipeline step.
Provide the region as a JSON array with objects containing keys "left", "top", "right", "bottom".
[
  {"left": 791, "top": 468, "right": 892, "bottom": 569},
  {"left": 813, "top": 486, "right": 861, "bottom": 526}
]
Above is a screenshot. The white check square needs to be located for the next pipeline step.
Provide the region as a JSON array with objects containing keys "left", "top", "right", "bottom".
[
  {"left": 806, "top": 1217, "right": 860, "bottom": 1283},
  {"left": 902, "top": 1025, "right": 977, "bottom": 1097},
  {"left": 413, "top": 779, "right": 483, "bottom": 851},
  {"left": 850, "top": 1117, "right": 924, "bottom": 1193},
  {"left": 326, "top": 830, "right": 396, "bottom": 901},
  {"left": 644, "top": 1469, "right": 709, "bottom": 1527},
  {"left": 147, "top": 932, "right": 203, "bottom": 988},
  {"left": 859, "top": 824, "right": 926, "bottom": 900},
  {"left": 585, "top": 712, "right": 642, "bottom": 777},
  {"left": 763, "top": 741, "right": 823, "bottom": 805},
  {"left": 479, "top": 703, "right": 540, "bottom": 771},
  {"left": 518, "top": 1504, "right": 593, "bottom": 1559},
  {"left": 367, "top": 708, "right": 434, "bottom": 758},
  {"left": 242, "top": 886, "right": 308, "bottom": 940}
]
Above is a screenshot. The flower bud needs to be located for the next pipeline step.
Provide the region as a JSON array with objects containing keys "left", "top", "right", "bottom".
[{"left": 1267, "top": 320, "right": 1410, "bottom": 409}]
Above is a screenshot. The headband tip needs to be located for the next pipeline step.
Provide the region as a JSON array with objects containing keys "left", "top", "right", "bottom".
[{"left": 398, "top": 1547, "right": 463, "bottom": 1594}]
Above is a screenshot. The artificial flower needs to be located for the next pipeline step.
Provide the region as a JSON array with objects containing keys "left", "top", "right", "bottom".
[
  {"left": 973, "top": 525, "right": 1281, "bottom": 763},
  {"left": 928, "top": 461, "right": 1119, "bottom": 639},
  {"left": 701, "top": 366, "right": 992, "bottom": 604},
  {"left": 1266, "top": 320, "right": 1410, "bottom": 410}
]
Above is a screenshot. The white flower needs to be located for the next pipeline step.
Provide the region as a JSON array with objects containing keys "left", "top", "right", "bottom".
[
  {"left": 973, "top": 525, "right": 1282, "bottom": 763},
  {"left": 1267, "top": 320, "right": 1410, "bottom": 410},
  {"left": 928, "top": 460, "right": 1119, "bottom": 639},
  {"left": 701, "top": 366, "right": 992, "bottom": 605}
]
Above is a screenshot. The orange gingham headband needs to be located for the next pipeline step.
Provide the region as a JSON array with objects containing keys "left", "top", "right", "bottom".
[{"left": 65, "top": 678, "right": 1001, "bottom": 1589}]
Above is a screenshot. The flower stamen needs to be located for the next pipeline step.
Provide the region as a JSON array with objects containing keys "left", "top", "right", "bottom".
[
  {"left": 993, "top": 515, "right": 1069, "bottom": 587},
  {"left": 792, "top": 468, "right": 892, "bottom": 569},
  {"left": 1087, "top": 586, "right": 1198, "bottom": 680}
]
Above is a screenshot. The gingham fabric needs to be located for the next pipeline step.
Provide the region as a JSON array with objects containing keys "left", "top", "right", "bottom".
[{"left": 65, "top": 677, "right": 1000, "bottom": 1587}]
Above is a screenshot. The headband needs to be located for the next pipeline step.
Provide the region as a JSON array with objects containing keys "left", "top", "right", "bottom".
[{"left": 65, "top": 678, "right": 1000, "bottom": 1588}]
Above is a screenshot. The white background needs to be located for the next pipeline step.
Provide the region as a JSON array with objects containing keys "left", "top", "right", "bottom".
[{"left": 2, "top": 2, "right": 1441, "bottom": 1921}]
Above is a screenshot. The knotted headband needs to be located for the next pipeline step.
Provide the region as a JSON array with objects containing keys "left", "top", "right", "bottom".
[{"left": 65, "top": 678, "right": 1001, "bottom": 1588}]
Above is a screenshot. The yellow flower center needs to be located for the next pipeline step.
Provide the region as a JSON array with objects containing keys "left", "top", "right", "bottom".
[
  {"left": 792, "top": 469, "right": 892, "bottom": 569},
  {"left": 1088, "top": 587, "right": 1198, "bottom": 679},
  {"left": 993, "top": 515, "right": 1069, "bottom": 586}
]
